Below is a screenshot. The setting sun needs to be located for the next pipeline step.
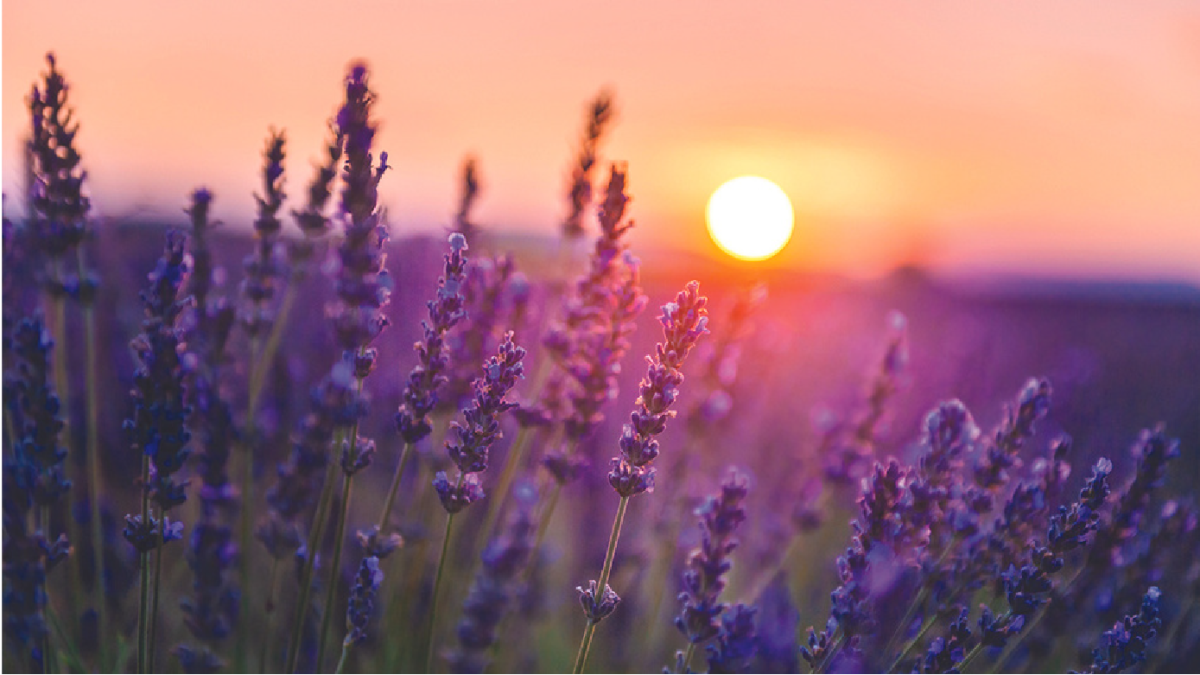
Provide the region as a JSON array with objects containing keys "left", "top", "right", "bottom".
[{"left": 706, "top": 176, "right": 795, "bottom": 261}]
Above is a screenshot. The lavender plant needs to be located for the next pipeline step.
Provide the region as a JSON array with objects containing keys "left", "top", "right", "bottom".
[
  {"left": 122, "top": 231, "right": 194, "bottom": 673},
  {"left": 5, "top": 49, "right": 1198, "bottom": 675},
  {"left": 574, "top": 281, "right": 708, "bottom": 673}
]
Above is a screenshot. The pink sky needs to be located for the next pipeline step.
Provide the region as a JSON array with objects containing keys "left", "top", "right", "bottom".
[{"left": 5, "top": 1, "right": 1200, "bottom": 281}]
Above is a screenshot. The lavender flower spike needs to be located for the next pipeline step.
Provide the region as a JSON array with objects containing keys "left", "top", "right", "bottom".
[
  {"left": 676, "top": 470, "right": 750, "bottom": 645},
  {"left": 343, "top": 556, "right": 383, "bottom": 647},
  {"left": 1082, "top": 586, "right": 1162, "bottom": 674},
  {"left": 434, "top": 332, "right": 526, "bottom": 513},
  {"left": 396, "top": 232, "right": 469, "bottom": 444},
  {"left": 609, "top": 281, "right": 708, "bottom": 498}
]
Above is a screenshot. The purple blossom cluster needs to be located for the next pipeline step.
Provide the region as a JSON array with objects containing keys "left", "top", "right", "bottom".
[
  {"left": 2, "top": 316, "right": 72, "bottom": 663},
  {"left": 540, "top": 164, "right": 647, "bottom": 445},
  {"left": 608, "top": 281, "right": 708, "bottom": 498},
  {"left": 396, "top": 233, "right": 469, "bottom": 445},
  {"left": 122, "top": 231, "right": 194, "bottom": 551},
  {"left": 675, "top": 470, "right": 749, "bottom": 645},
  {"left": 434, "top": 333, "right": 526, "bottom": 513},
  {"left": 179, "top": 189, "right": 240, "bottom": 666},
  {"left": 238, "top": 131, "right": 288, "bottom": 337}
]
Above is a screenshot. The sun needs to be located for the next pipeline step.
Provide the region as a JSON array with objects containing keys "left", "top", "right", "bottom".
[{"left": 706, "top": 176, "right": 795, "bottom": 261}]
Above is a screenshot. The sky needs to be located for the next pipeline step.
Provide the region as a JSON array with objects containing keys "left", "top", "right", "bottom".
[{"left": 4, "top": 1, "right": 1200, "bottom": 281}]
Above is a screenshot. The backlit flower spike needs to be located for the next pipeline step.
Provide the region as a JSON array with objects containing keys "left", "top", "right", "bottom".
[
  {"left": 396, "top": 232, "right": 470, "bottom": 444},
  {"left": 608, "top": 281, "right": 708, "bottom": 498},
  {"left": 434, "top": 332, "right": 526, "bottom": 514}
]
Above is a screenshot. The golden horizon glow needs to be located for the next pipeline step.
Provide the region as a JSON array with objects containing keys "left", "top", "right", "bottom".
[{"left": 706, "top": 176, "right": 795, "bottom": 262}]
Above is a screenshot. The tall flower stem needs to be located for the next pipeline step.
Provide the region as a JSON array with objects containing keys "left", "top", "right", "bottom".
[
  {"left": 79, "top": 262, "right": 108, "bottom": 670},
  {"left": 574, "top": 494, "right": 630, "bottom": 674},
  {"left": 285, "top": 439, "right": 341, "bottom": 673},
  {"left": 376, "top": 442, "right": 415, "bottom": 533},
  {"left": 147, "top": 512, "right": 168, "bottom": 672},
  {"left": 259, "top": 557, "right": 282, "bottom": 672},
  {"left": 477, "top": 425, "right": 533, "bottom": 545},
  {"left": 316, "top": 470, "right": 357, "bottom": 671},
  {"left": 679, "top": 643, "right": 697, "bottom": 674},
  {"left": 136, "top": 455, "right": 150, "bottom": 674},
  {"left": 237, "top": 283, "right": 296, "bottom": 668},
  {"left": 424, "top": 510, "right": 458, "bottom": 672},
  {"left": 335, "top": 643, "right": 352, "bottom": 674}
]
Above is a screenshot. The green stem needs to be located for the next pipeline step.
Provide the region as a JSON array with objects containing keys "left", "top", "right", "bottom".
[
  {"left": 237, "top": 284, "right": 296, "bottom": 670},
  {"left": 679, "top": 642, "right": 696, "bottom": 673},
  {"left": 316, "top": 472, "right": 356, "bottom": 671},
  {"left": 478, "top": 425, "right": 533, "bottom": 546},
  {"left": 376, "top": 442, "right": 414, "bottom": 533},
  {"left": 425, "top": 509, "right": 458, "bottom": 673},
  {"left": 285, "top": 456, "right": 339, "bottom": 673},
  {"left": 81, "top": 297, "right": 108, "bottom": 672},
  {"left": 147, "top": 513, "right": 167, "bottom": 673},
  {"left": 888, "top": 614, "right": 937, "bottom": 672},
  {"left": 813, "top": 630, "right": 844, "bottom": 674},
  {"left": 259, "top": 557, "right": 282, "bottom": 673},
  {"left": 249, "top": 286, "right": 299, "bottom": 406},
  {"left": 45, "top": 602, "right": 87, "bottom": 673},
  {"left": 136, "top": 455, "right": 150, "bottom": 674},
  {"left": 235, "top": 334, "right": 262, "bottom": 673},
  {"left": 335, "top": 642, "right": 351, "bottom": 674},
  {"left": 574, "top": 494, "right": 631, "bottom": 674}
]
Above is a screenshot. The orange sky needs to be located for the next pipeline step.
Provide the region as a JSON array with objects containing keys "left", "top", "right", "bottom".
[{"left": 4, "top": 1, "right": 1200, "bottom": 281}]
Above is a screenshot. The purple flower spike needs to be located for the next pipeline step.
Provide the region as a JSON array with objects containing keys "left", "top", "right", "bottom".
[
  {"left": 676, "top": 470, "right": 750, "bottom": 644},
  {"left": 343, "top": 556, "right": 383, "bottom": 647},
  {"left": 396, "top": 233, "right": 470, "bottom": 445},
  {"left": 434, "top": 333, "right": 526, "bottom": 514},
  {"left": 1083, "top": 586, "right": 1162, "bottom": 674},
  {"left": 705, "top": 604, "right": 759, "bottom": 674},
  {"left": 608, "top": 281, "right": 708, "bottom": 498}
]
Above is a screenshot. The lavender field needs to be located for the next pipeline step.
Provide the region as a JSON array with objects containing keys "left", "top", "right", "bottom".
[{"left": 4, "top": 55, "right": 1199, "bottom": 675}]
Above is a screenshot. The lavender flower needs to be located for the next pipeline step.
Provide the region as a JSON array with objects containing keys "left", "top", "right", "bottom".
[
  {"left": 1081, "top": 587, "right": 1162, "bottom": 673},
  {"left": 447, "top": 481, "right": 538, "bottom": 673},
  {"left": 920, "top": 608, "right": 970, "bottom": 674},
  {"left": 179, "top": 189, "right": 240, "bottom": 665},
  {"left": 541, "top": 164, "right": 646, "bottom": 445},
  {"left": 705, "top": 604, "right": 759, "bottom": 674},
  {"left": 343, "top": 556, "right": 383, "bottom": 647},
  {"left": 124, "top": 231, "right": 194, "bottom": 526},
  {"left": 687, "top": 283, "right": 767, "bottom": 428},
  {"left": 435, "top": 333, "right": 526, "bottom": 513},
  {"left": 396, "top": 233, "right": 469, "bottom": 444},
  {"left": 327, "top": 64, "right": 391, "bottom": 373},
  {"left": 27, "top": 53, "right": 89, "bottom": 283},
  {"left": 239, "top": 129, "right": 288, "bottom": 336},
  {"left": 676, "top": 470, "right": 750, "bottom": 644},
  {"left": 972, "top": 378, "right": 1052, "bottom": 497},
  {"left": 441, "top": 253, "right": 518, "bottom": 415},
  {"left": 822, "top": 312, "right": 908, "bottom": 485},
  {"left": 562, "top": 89, "right": 615, "bottom": 239},
  {"left": 8, "top": 317, "right": 72, "bottom": 508},
  {"left": 608, "top": 281, "right": 707, "bottom": 498},
  {"left": 2, "top": 315, "right": 72, "bottom": 664}
]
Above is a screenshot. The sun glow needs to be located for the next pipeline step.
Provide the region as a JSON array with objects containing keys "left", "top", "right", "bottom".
[{"left": 706, "top": 176, "right": 795, "bottom": 261}]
